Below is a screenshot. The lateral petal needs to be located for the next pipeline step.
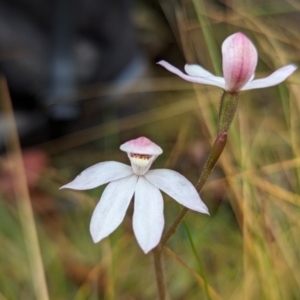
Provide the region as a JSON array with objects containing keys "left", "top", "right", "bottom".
[
  {"left": 133, "top": 177, "right": 164, "bottom": 254},
  {"left": 145, "top": 169, "right": 209, "bottom": 214},
  {"left": 184, "top": 64, "right": 217, "bottom": 79},
  {"left": 241, "top": 64, "right": 297, "bottom": 91},
  {"left": 157, "top": 61, "right": 226, "bottom": 89},
  {"left": 60, "top": 161, "right": 134, "bottom": 190},
  {"left": 90, "top": 175, "right": 138, "bottom": 243}
]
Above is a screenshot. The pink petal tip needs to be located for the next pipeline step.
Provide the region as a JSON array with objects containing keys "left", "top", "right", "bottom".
[{"left": 120, "top": 137, "right": 163, "bottom": 155}]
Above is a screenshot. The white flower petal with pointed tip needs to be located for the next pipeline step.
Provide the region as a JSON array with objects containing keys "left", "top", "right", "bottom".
[
  {"left": 90, "top": 175, "right": 138, "bottom": 243},
  {"left": 61, "top": 136, "right": 209, "bottom": 254},
  {"left": 60, "top": 161, "right": 134, "bottom": 190},
  {"left": 158, "top": 32, "right": 297, "bottom": 93},
  {"left": 133, "top": 176, "right": 164, "bottom": 253},
  {"left": 145, "top": 169, "right": 208, "bottom": 214}
]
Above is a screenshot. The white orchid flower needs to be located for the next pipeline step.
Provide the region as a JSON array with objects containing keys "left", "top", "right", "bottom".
[
  {"left": 61, "top": 137, "right": 208, "bottom": 253},
  {"left": 158, "top": 32, "right": 297, "bottom": 93}
]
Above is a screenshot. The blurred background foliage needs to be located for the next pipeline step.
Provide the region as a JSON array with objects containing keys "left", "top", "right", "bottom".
[{"left": 0, "top": 0, "right": 300, "bottom": 299}]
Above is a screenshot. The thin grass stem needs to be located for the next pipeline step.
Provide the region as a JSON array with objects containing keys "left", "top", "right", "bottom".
[
  {"left": 0, "top": 76, "right": 49, "bottom": 300},
  {"left": 183, "top": 220, "right": 212, "bottom": 300}
]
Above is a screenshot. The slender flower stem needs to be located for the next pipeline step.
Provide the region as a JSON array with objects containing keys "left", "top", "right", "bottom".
[
  {"left": 218, "top": 92, "right": 239, "bottom": 135},
  {"left": 153, "top": 92, "right": 235, "bottom": 299},
  {"left": 160, "top": 132, "right": 228, "bottom": 247},
  {"left": 196, "top": 131, "right": 228, "bottom": 192},
  {"left": 153, "top": 247, "right": 166, "bottom": 300}
]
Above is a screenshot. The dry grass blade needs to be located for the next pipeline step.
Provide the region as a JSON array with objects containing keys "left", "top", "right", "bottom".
[
  {"left": 164, "top": 121, "right": 190, "bottom": 169},
  {"left": 42, "top": 97, "right": 204, "bottom": 154},
  {"left": 0, "top": 77, "right": 49, "bottom": 300},
  {"left": 249, "top": 174, "right": 300, "bottom": 206},
  {"left": 203, "top": 156, "right": 300, "bottom": 192}
]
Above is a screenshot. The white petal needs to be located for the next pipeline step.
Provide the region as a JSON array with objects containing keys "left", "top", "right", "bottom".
[
  {"left": 133, "top": 177, "right": 164, "bottom": 253},
  {"left": 90, "top": 175, "right": 138, "bottom": 243},
  {"left": 157, "top": 61, "right": 226, "bottom": 89},
  {"left": 60, "top": 161, "right": 134, "bottom": 190},
  {"left": 184, "top": 65, "right": 225, "bottom": 85},
  {"left": 145, "top": 169, "right": 209, "bottom": 214},
  {"left": 185, "top": 64, "right": 213, "bottom": 77},
  {"left": 242, "top": 64, "right": 297, "bottom": 91},
  {"left": 185, "top": 64, "right": 225, "bottom": 84}
]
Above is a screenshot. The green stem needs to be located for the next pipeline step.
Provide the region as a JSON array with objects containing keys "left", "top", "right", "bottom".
[
  {"left": 155, "top": 92, "right": 238, "bottom": 298},
  {"left": 218, "top": 92, "right": 239, "bottom": 135},
  {"left": 196, "top": 131, "right": 227, "bottom": 192},
  {"left": 153, "top": 247, "right": 166, "bottom": 300},
  {"left": 183, "top": 220, "right": 212, "bottom": 300}
]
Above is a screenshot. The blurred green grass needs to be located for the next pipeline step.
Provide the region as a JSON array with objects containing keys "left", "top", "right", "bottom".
[{"left": 1, "top": 0, "right": 300, "bottom": 299}]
